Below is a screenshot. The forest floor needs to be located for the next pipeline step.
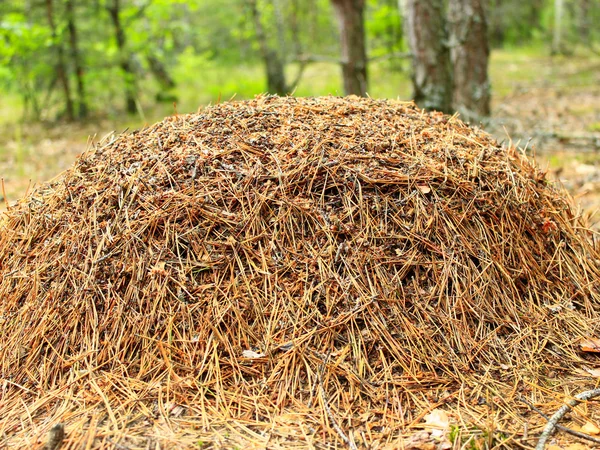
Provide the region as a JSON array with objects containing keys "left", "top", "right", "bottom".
[{"left": 0, "top": 48, "right": 599, "bottom": 231}]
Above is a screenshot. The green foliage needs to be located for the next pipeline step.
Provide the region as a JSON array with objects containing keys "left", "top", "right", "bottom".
[
  {"left": 366, "top": 0, "right": 404, "bottom": 59},
  {"left": 0, "top": 11, "right": 56, "bottom": 119},
  {"left": 0, "top": 0, "right": 599, "bottom": 123}
]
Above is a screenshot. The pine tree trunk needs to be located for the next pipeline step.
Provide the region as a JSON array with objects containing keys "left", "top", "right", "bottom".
[
  {"left": 45, "top": 0, "right": 74, "bottom": 121},
  {"left": 448, "top": 0, "right": 491, "bottom": 122},
  {"left": 66, "top": 0, "right": 88, "bottom": 119},
  {"left": 402, "top": 0, "right": 452, "bottom": 113},
  {"left": 248, "top": 0, "right": 289, "bottom": 95},
  {"left": 552, "top": 0, "right": 564, "bottom": 54},
  {"left": 331, "top": 0, "right": 368, "bottom": 96},
  {"left": 107, "top": 0, "right": 138, "bottom": 114}
]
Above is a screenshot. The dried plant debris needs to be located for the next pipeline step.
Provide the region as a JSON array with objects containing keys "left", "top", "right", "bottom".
[{"left": 1, "top": 95, "right": 600, "bottom": 448}]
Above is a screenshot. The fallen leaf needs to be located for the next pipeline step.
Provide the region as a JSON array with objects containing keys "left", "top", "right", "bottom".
[
  {"left": 423, "top": 409, "right": 450, "bottom": 437},
  {"left": 565, "top": 444, "right": 591, "bottom": 450},
  {"left": 398, "top": 431, "right": 435, "bottom": 450},
  {"left": 424, "top": 409, "right": 449, "bottom": 428},
  {"left": 584, "top": 367, "right": 600, "bottom": 377},
  {"left": 581, "top": 421, "right": 600, "bottom": 435},
  {"left": 580, "top": 338, "right": 600, "bottom": 353},
  {"left": 241, "top": 350, "right": 266, "bottom": 359}
]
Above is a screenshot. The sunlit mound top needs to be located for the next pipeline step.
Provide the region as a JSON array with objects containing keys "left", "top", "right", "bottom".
[{"left": 1, "top": 95, "right": 599, "bottom": 447}]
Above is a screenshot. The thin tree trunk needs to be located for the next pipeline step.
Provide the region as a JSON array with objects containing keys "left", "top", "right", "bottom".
[
  {"left": 330, "top": 0, "right": 368, "bottom": 96},
  {"left": 448, "top": 0, "right": 491, "bottom": 122},
  {"left": 552, "top": 0, "right": 564, "bottom": 54},
  {"left": 65, "top": 0, "right": 88, "bottom": 119},
  {"left": 402, "top": 0, "right": 452, "bottom": 113},
  {"left": 107, "top": 0, "right": 138, "bottom": 114},
  {"left": 290, "top": 0, "right": 302, "bottom": 57},
  {"left": 248, "top": 0, "right": 288, "bottom": 95},
  {"left": 45, "top": 0, "right": 74, "bottom": 121},
  {"left": 147, "top": 55, "right": 176, "bottom": 90}
]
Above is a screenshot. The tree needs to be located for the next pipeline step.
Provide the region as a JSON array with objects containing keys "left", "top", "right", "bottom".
[
  {"left": 106, "top": 0, "right": 138, "bottom": 114},
  {"left": 448, "top": 0, "right": 490, "bottom": 121},
  {"left": 248, "top": 0, "right": 288, "bottom": 95},
  {"left": 330, "top": 0, "right": 367, "bottom": 96},
  {"left": 247, "top": 0, "right": 307, "bottom": 95},
  {"left": 552, "top": 0, "right": 564, "bottom": 54},
  {"left": 401, "top": 0, "right": 453, "bottom": 113},
  {"left": 65, "top": 0, "right": 87, "bottom": 119},
  {"left": 45, "top": 0, "right": 74, "bottom": 121}
]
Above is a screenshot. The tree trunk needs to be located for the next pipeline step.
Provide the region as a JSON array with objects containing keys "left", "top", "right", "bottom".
[
  {"left": 107, "top": 0, "right": 138, "bottom": 114},
  {"left": 45, "top": 0, "right": 74, "bottom": 121},
  {"left": 330, "top": 0, "right": 368, "bottom": 96},
  {"left": 147, "top": 54, "right": 176, "bottom": 90},
  {"left": 248, "top": 0, "right": 288, "bottom": 95},
  {"left": 65, "top": 0, "right": 88, "bottom": 119},
  {"left": 552, "top": 0, "right": 564, "bottom": 54},
  {"left": 402, "top": 0, "right": 452, "bottom": 113},
  {"left": 448, "top": 0, "right": 491, "bottom": 122}
]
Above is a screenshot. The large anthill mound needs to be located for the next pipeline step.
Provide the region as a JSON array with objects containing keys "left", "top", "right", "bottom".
[{"left": 1, "top": 96, "right": 600, "bottom": 448}]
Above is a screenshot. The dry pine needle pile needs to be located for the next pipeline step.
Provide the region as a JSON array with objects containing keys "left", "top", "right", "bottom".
[{"left": 1, "top": 96, "right": 600, "bottom": 448}]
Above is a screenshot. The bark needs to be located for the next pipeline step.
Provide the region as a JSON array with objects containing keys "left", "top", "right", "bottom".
[
  {"left": 65, "top": 0, "right": 88, "bottom": 119},
  {"left": 45, "top": 0, "right": 74, "bottom": 121},
  {"left": 330, "top": 0, "right": 368, "bottom": 96},
  {"left": 402, "top": 0, "right": 452, "bottom": 113},
  {"left": 552, "top": 0, "right": 564, "bottom": 54},
  {"left": 248, "top": 0, "right": 288, "bottom": 95},
  {"left": 107, "top": 0, "right": 138, "bottom": 114},
  {"left": 576, "top": 0, "right": 591, "bottom": 42},
  {"left": 290, "top": 0, "right": 302, "bottom": 57},
  {"left": 448, "top": 0, "right": 491, "bottom": 121},
  {"left": 147, "top": 54, "right": 176, "bottom": 90}
]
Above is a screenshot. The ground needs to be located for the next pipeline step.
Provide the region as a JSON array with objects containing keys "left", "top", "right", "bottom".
[{"left": 0, "top": 48, "right": 599, "bottom": 450}]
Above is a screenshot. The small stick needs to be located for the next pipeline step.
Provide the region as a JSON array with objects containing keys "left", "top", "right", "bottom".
[
  {"left": 107, "top": 437, "right": 131, "bottom": 450},
  {"left": 319, "top": 381, "right": 358, "bottom": 450},
  {"left": 317, "top": 359, "right": 357, "bottom": 450},
  {"left": 1, "top": 178, "right": 10, "bottom": 211},
  {"left": 520, "top": 397, "right": 600, "bottom": 445},
  {"left": 530, "top": 389, "right": 600, "bottom": 450}
]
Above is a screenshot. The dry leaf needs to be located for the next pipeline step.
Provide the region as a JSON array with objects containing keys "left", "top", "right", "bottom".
[
  {"left": 165, "top": 402, "right": 185, "bottom": 417},
  {"left": 399, "top": 431, "right": 435, "bottom": 450},
  {"left": 584, "top": 367, "right": 600, "bottom": 377},
  {"left": 424, "top": 409, "right": 450, "bottom": 428},
  {"left": 423, "top": 409, "right": 450, "bottom": 437},
  {"left": 241, "top": 350, "right": 266, "bottom": 359},
  {"left": 580, "top": 338, "right": 600, "bottom": 353},
  {"left": 581, "top": 421, "right": 600, "bottom": 435},
  {"left": 564, "top": 444, "right": 591, "bottom": 450}
]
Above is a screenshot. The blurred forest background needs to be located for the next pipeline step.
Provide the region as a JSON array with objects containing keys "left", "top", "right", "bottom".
[{"left": 0, "top": 0, "right": 599, "bottom": 226}]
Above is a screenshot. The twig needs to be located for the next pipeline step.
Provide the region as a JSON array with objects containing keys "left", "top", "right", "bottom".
[
  {"left": 532, "top": 389, "right": 600, "bottom": 450},
  {"left": 318, "top": 360, "right": 357, "bottom": 450},
  {"left": 520, "top": 397, "right": 600, "bottom": 445},
  {"left": 107, "top": 437, "right": 131, "bottom": 450},
  {"left": 534, "top": 130, "right": 600, "bottom": 147},
  {"left": 1, "top": 178, "right": 10, "bottom": 211},
  {"left": 368, "top": 51, "right": 412, "bottom": 62}
]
